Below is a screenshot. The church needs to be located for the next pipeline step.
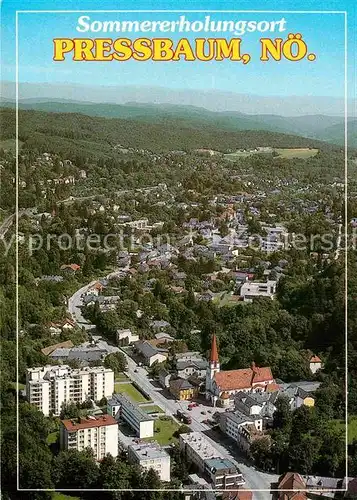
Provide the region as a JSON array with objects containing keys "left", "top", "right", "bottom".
[{"left": 205, "top": 335, "right": 277, "bottom": 406}]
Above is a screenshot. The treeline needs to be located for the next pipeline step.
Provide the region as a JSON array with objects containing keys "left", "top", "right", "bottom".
[{"left": 0, "top": 107, "right": 337, "bottom": 156}]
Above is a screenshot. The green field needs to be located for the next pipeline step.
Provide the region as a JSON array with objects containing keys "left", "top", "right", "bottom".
[
  {"left": 115, "top": 382, "right": 149, "bottom": 403},
  {"left": 145, "top": 417, "right": 180, "bottom": 446},
  {"left": 224, "top": 151, "right": 251, "bottom": 160},
  {"left": 275, "top": 148, "right": 319, "bottom": 159},
  {"left": 140, "top": 405, "right": 164, "bottom": 414},
  {"left": 115, "top": 372, "right": 129, "bottom": 382},
  {"left": 330, "top": 416, "right": 357, "bottom": 443}
]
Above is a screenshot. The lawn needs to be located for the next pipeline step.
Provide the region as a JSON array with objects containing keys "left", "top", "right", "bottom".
[
  {"left": 330, "top": 416, "right": 357, "bottom": 443},
  {"left": 275, "top": 148, "right": 319, "bottom": 159},
  {"left": 115, "top": 382, "right": 149, "bottom": 403},
  {"left": 140, "top": 405, "right": 164, "bottom": 414},
  {"left": 115, "top": 372, "right": 129, "bottom": 382},
  {"left": 52, "top": 494, "right": 80, "bottom": 500},
  {"left": 46, "top": 431, "right": 59, "bottom": 445},
  {"left": 145, "top": 417, "right": 180, "bottom": 446},
  {"left": 10, "top": 381, "right": 25, "bottom": 391}
]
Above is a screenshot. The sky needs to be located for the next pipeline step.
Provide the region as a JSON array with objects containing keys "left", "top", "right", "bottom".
[{"left": 1, "top": 0, "right": 356, "bottom": 101}]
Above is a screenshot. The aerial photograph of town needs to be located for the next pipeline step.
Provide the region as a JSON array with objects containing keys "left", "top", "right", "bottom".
[{"left": 0, "top": 1, "right": 356, "bottom": 499}]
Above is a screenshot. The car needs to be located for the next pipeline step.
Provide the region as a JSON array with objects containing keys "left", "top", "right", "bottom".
[
  {"left": 188, "top": 407, "right": 192, "bottom": 411},
  {"left": 134, "top": 369, "right": 138, "bottom": 373},
  {"left": 207, "top": 409, "right": 212, "bottom": 413},
  {"left": 201, "top": 410, "right": 206, "bottom": 415}
]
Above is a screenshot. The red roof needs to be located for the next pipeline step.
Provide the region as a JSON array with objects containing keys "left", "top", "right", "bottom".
[
  {"left": 310, "top": 355, "right": 321, "bottom": 363},
  {"left": 214, "top": 366, "right": 274, "bottom": 391},
  {"left": 278, "top": 472, "right": 307, "bottom": 499},
  {"left": 210, "top": 334, "right": 219, "bottom": 363},
  {"left": 61, "top": 415, "right": 117, "bottom": 431}
]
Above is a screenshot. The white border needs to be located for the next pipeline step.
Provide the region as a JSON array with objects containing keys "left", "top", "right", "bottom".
[{"left": 15, "top": 8, "right": 349, "bottom": 494}]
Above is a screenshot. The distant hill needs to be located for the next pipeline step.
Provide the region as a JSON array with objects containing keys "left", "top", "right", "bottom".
[
  {"left": 0, "top": 107, "right": 336, "bottom": 157},
  {"left": 2, "top": 98, "right": 354, "bottom": 147}
]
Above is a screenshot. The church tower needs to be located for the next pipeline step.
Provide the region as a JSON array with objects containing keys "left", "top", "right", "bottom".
[{"left": 205, "top": 334, "right": 220, "bottom": 402}]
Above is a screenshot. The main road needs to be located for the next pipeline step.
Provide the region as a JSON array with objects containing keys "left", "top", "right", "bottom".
[{"left": 68, "top": 278, "right": 277, "bottom": 499}]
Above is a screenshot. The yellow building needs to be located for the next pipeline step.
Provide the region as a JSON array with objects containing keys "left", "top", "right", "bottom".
[{"left": 169, "top": 378, "right": 198, "bottom": 401}]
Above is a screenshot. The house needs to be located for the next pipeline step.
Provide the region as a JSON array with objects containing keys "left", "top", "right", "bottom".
[
  {"left": 60, "top": 263, "right": 81, "bottom": 273},
  {"left": 154, "top": 332, "right": 175, "bottom": 342},
  {"left": 309, "top": 355, "right": 322, "bottom": 374},
  {"left": 277, "top": 382, "right": 320, "bottom": 411},
  {"left": 41, "top": 340, "right": 74, "bottom": 356},
  {"left": 158, "top": 369, "right": 172, "bottom": 389},
  {"left": 239, "top": 280, "right": 277, "bottom": 302},
  {"left": 276, "top": 472, "right": 307, "bottom": 500},
  {"left": 176, "top": 359, "right": 208, "bottom": 380},
  {"left": 149, "top": 320, "right": 171, "bottom": 331},
  {"left": 84, "top": 282, "right": 104, "bottom": 296},
  {"left": 169, "top": 377, "right": 198, "bottom": 401},
  {"left": 47, "top": 318, "right": 76, "bottom": 335},
  {"left": 134, "top": 340, "right": 168, "bottom": 366},
  {"left": 116, "top": 329, "right": 139, "bottom": 346}
]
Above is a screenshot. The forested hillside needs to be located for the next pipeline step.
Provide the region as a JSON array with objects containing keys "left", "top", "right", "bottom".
[{"left": 0, "top": 107, "right": 337, "bottom": 157}]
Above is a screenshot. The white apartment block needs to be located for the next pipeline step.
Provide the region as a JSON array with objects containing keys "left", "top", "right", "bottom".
[
  {"left": 107, "top": 393, "right": 154, "bottom": 438},
  {"left": 179, "top": 432, "right": 222, "bottom": 473},
  {"left": 60, "top": 415, "right": 118, "bottom": 460},
  {"left": 26, "top": 365, "right": 114, "bottom": 416},
  {"left": 179, "top": 432, "right": 243, "bottom": 488},
  {"left": 128, "top": 441, "right": 171, "bottom": 482},
  {"left": 239, "top": 280, "right": 277, "bottom": 302}
]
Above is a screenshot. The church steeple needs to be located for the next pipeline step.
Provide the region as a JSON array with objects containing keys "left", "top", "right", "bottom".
[
  {"left": 206, "top": 334, "right": 220, "bottom": 404},
  {"left": 210, "top": 334, "right": 219, "bottom": 365}
]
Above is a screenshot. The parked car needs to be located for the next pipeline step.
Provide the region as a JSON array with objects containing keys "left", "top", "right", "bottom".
[{"left": 201, "top": 410, "right": 206, "bottom": 415}]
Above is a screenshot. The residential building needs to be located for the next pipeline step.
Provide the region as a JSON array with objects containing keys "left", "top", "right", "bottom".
[
  {"left": 309, "top": 355, "right": 322, "bottom": 374},
  {"left": 26, "top": 365, "right": 114, "bottom": 416},
  {"left": 60, "top": 415, "right": 118, "bottom": 460},
  {"left": 239, "top": 280, "right": 277, "bottom": 302},
  {"left": 134, "top": 340, "right": 168, "bottom": 366},
  {"left": 128, "top": 441, "right": 170, "bottom": 482},
  {"left": 169, "top": 377, "right": 198, "bottom": 401},
  {"left": 205, "top": 335, "right": 276, "bottom": 406},
  {"left": 116, "top": 328, "right": 139, "bottom": 346},
  {"left": 107, "top": 393, "right": 154, "bottom": 438},
  {"left": 204, "top": 457, "right": 245, "bottom": 489},
  {"left": 276, "top": 472, "right": 307, "bottom": 500},
  {"left": 49, "top": 337, "right": 119, "bottom": 364},
  {"left": 158, "top": 369, "right": 171, "bottom": 389},
  {"left": 179, "top": 432, "right": 244, "bottom": 489},
  {"left": 176, "top": 359, "right": 208, "bottom": 380}
]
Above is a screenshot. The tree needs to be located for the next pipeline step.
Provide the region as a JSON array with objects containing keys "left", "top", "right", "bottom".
[
  {"left": 273, "top": 396, "right": 293, "bottom": 432},
  {"left": 53, "top": 449, "right": 100, "bottom": 489},
  {"left": 104, "top": 351, "right": 128, "bottom": 374}
]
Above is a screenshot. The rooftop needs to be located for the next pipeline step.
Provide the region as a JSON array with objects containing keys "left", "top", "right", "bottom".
[
  {"left": 61, "top": 414, "right": 117, "bottom": 431},
  {"left": 180, "top": 432, "right": 221, "bottom": 460},
  {"left": 214, "top": 365, "right": 274, "bottom": 391},
  {"left": 129, "top": 441, "right": 169, "bottom": 461},
  {"left": 204, "top": 457, "right": 238, "bottom": 472},
  {"left": 108, "top": 393, "right": 154, "bottom": 423}
]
